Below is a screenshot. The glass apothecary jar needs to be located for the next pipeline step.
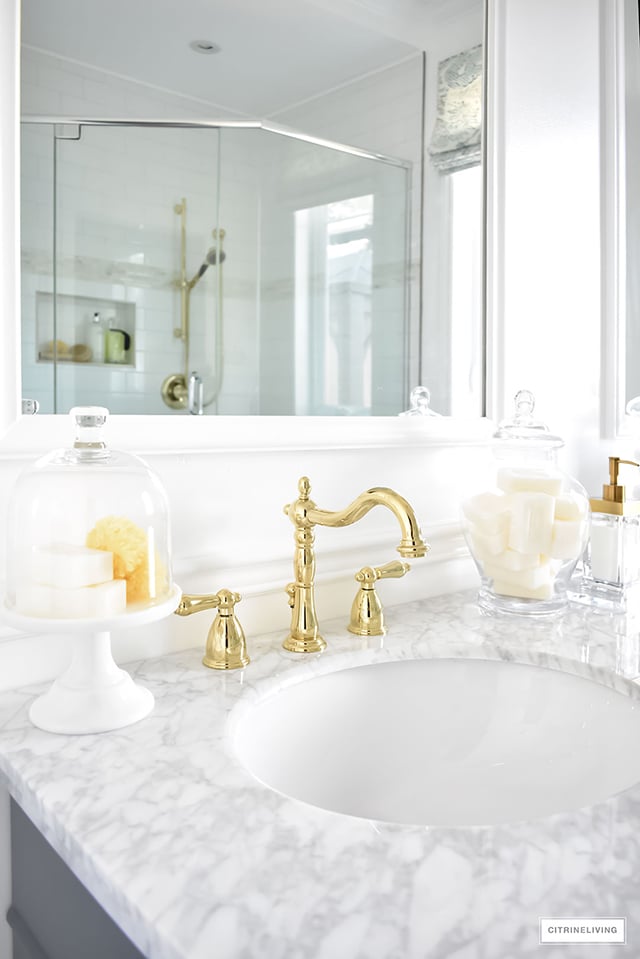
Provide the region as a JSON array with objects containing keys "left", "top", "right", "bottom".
[
  {"left": 5, "top": 406, "right": 174, "bottom": 621},
  {"left": 461, "top": 391, "right": 590, "bottom": 616}
]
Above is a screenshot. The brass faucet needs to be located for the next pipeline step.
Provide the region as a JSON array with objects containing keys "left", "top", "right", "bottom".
[{"left": 283, "top": 477, "right": 429, "bottom": 653}]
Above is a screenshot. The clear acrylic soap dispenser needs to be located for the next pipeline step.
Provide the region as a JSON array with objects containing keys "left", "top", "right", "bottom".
[
  {"left": 2, "top": 406, "right": 181, "bottom": 734},
  {"left": 461, "top": 390, "right": 590, "bottom": 616},
  {"left": 575, "top": 457, "right": 640, "bottom": 612}
]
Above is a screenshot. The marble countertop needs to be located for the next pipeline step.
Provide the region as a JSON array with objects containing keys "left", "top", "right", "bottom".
[{"left": 1, "top": 590, "right": 640, "bottom": 959}]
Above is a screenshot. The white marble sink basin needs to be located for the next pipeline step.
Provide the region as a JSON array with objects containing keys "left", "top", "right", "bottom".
[{"left": 233, "top": 657, "right": 640, "bottom": 827}]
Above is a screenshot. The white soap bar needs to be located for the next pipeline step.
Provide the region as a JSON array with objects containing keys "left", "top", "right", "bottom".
[
  {"left": 32, "top": 543, "right": 113, "bottom": 589},
  {"left": 554, "top": 494, "right": 585, "bottom": 522},
  {"left": 15, "top": 579, "right": 127, "bottom": 619},
  {"left": 549, "top": 518, "right": 585, "bottom": 560},
  {"left": 507, "top": 491, "right": 556, "bottom": 554},
  {"left": 497, "top": 468, "right": 563, "bottom": 497},
  {"left": 485, "top": 560, "right": 553, "bottom": 592},
  {"left": 492, "top": 578, "right": 555, "bottom": 601},
  {"left": 462, "top": 492, "right": 511, "bottom": 536},
  {"left": 485, "top": 548, "right": 541, "bottom": 572},
  {"left": 469, "top": 524, "right": 509, "bottom": 560}
]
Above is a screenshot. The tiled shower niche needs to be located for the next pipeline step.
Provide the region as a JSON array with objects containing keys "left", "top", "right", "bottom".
[{"left": 35, "top": 292, "right": 135, "bottom": 367}]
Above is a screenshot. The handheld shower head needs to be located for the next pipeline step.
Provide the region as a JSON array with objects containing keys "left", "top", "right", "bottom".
[
  {"left": 204, "top": 246, "right": 226, "bottom": 266},
  {"left": 188, "top": 245, "right": 226, "bottom": 289}
]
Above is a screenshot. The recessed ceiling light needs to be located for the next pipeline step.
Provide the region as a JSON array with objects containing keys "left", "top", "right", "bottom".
[{"left": 189, "top": 40, "right": 221, "bottom": 55}]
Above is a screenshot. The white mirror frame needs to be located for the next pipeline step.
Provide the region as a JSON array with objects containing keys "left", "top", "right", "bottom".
[{"left": 1, "top": 0, "right": 495, "bottom": 456}]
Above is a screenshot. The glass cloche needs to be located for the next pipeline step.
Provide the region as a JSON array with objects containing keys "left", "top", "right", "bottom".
[
  {"left": 461, "top": 390, "right": 590, "bottom": 616},
  {"left": 5, "top": 406, "right": 174, "bottom": 622}
]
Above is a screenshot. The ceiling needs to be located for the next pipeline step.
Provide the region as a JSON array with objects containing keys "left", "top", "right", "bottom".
[{"left": 20, "top": 0, "right": 429, "bottom": 116}]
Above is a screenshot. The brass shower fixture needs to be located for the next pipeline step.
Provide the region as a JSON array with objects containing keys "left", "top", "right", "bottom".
[{"left": 162, "top": 198, "right": 226, "bottom": 412}]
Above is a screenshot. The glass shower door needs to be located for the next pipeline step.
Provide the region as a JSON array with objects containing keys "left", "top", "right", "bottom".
[{"left": 21, "top": 123, "right": 222, "bottom": 414}]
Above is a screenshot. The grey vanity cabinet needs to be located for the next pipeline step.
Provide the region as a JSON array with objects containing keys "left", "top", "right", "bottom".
[{"left": 8, "top": 800, "right": 145, "bottom": 959}]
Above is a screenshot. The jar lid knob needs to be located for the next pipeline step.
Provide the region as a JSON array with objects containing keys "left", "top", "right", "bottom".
[
  {"left": 493, "top": 390, "right": 564, "bottom": 448},
  {"left": 513, "top": 389, "right": 535, "bottom": 421},
  {"left": 399, "top": 385, "right": 441, "bottom": 417},
  {"left": 69, "top": 406, "right": 110, "bottom": 460}
]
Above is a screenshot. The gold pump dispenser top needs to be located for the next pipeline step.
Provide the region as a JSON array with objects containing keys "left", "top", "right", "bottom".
[{"left": 590, "top": 457, "right": 640, "bottom": 516}]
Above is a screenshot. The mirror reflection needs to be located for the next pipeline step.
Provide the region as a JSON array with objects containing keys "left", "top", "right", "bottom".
[{"left": 19, "top": 0, "right": 484, "bottom": 416}]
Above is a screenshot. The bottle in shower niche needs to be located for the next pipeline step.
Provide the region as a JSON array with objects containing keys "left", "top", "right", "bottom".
[
  {"left": 579, "top": 457, "right": 640, "bottom": 612},
  {"left": 87, "top": 311, "right": 105, "bottom": 363}
]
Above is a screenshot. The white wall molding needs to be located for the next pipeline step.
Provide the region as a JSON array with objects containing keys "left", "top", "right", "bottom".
[
  {"left": 483, "top": 0, "right": 507, "bottom": 424},
  {"left": 0, "top": 412, "right": 495, "bottom": 458},
  {"left": 482, "top": 0, "right": 607, "bottom": 493},
  {"left": 599, "top": 0, "right": 627, "bottom": 439}
]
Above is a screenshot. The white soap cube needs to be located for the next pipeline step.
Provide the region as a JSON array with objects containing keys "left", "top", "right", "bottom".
[
  {"left": 486, "top": 548, "right": 541, "bottom": 572},
  {"left": 497, "top": 467, "right": 563, "bottom": 497},
  {"left": 32, "top": 543, "right": 113, "bottom": 589},
  {"left": 485, "top": 560, "right": 553, "bottom": 592},
  {"left": 15, "top": 579, "right": 127, "bottom": 619},
  {"left": 549, "top": 518, "right": 586, "bottom": 560},
  {"left": 462, "top": 492, "right": 511, "bottom": 535},
  {"left": 507, "top": 491, "right": 556, "bottom": 554},
  {"left": 469, "top": 524, "right": 509, "bottom": 561},
  {"left": 554, "top": 494, "right": 586, "bottom": 522},
  {"left": 492, "top": 578, "right": 555, "bottom": 601}
]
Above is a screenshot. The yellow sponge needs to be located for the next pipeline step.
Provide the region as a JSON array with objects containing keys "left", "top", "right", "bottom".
[{"left": 86, "top": 516, "right": 167, "bottom": 605}]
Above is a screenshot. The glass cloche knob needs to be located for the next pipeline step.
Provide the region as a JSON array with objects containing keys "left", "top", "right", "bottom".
[
  {"left": 513, "top": 389, "right": 535, "bottom": 419},
  {"left": 69, "top": 405, "right": 109, "bottom": 460},
  {"left": 399, "top": 385, "right": 440, "bottom": 417}
]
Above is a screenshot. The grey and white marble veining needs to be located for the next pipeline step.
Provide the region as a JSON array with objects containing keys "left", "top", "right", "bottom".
[{"left": 1, "top": 591, "right": 640, "bottom": 958}]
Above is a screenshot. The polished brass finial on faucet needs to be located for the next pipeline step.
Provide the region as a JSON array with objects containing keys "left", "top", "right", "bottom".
[
  {"left": 175, "top": 588, "right": 249, "bottom": 670},
  {"left": 283, "top": 477, "right": 429, "bottom": 654}
]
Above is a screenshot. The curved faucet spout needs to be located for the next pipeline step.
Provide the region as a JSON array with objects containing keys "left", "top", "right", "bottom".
[{"left": 306, "top": 487, "right": 429, "bottom": 558}]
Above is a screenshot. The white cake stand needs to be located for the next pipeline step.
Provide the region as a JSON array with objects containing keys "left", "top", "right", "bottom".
[{"left": 2, "top": 585, "right": 181, "bottom": 735}]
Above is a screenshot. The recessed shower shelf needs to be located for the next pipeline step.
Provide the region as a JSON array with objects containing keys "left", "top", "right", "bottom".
[
  {"left": 35, "top": 291, "right": 135, "bottom": 367},
  {"left": 37, "top": 356, "right": 134, "bottom": 368}
]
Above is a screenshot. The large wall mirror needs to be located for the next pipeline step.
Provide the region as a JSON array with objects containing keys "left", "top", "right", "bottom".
[{"left": 19, "top": 0, "right": 484, "bottom": 418}]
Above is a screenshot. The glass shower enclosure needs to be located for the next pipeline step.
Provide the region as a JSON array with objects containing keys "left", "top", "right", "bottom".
[{"left": 20, "top": 120, "right": 413, "bottom": 415}]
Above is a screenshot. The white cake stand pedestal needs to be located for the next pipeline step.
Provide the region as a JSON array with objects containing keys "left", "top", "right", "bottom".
[{"left": 3, "top": 585, "right": 181, "bottom": 735}]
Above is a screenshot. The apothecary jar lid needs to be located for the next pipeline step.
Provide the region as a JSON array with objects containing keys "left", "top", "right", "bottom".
[
  {"left": 492, "top": 389, "right": 564, "bottom": 451},
  {"left": 4, "top": 407, "right": 173, "bottom": 621}
]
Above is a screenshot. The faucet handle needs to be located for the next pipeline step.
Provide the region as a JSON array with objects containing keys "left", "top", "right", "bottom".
[
  {"left": 348, "top": 561, "right": 410, "bottom": 637},
  {"left": 355, "top": 560, "right": 410, "bottom": 583},
  {"left": 175, "top": 588, "right": 249, "bottom": 670}
]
